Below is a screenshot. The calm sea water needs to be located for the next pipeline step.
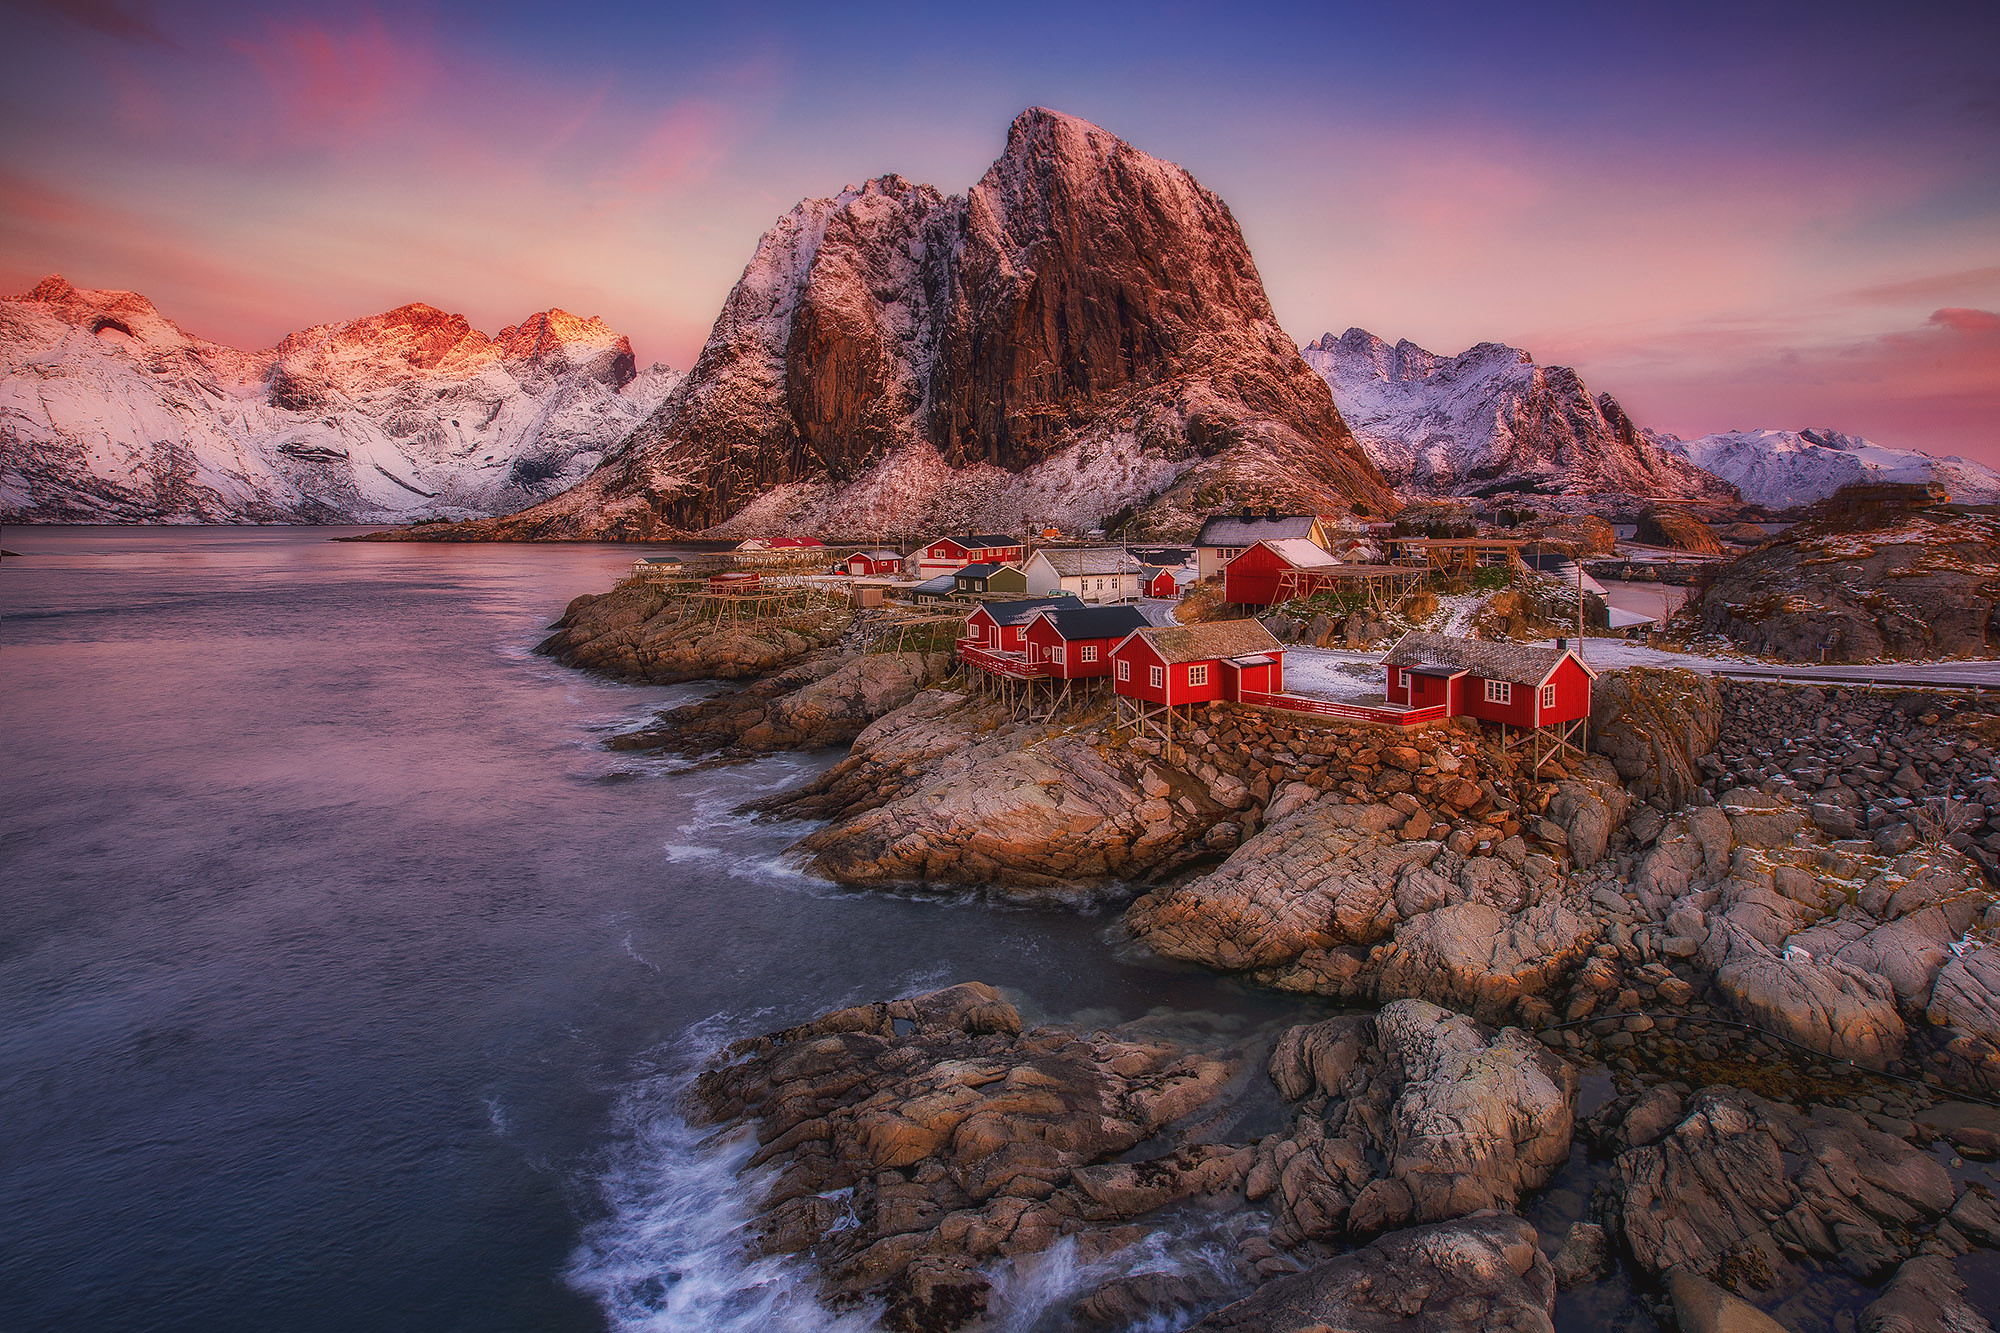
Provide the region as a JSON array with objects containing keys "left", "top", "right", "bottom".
[{"left": 0, "top": 527, "right": 1316, "bottom": 1333}]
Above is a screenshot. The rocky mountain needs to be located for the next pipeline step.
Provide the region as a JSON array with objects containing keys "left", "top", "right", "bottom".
[
  {"left": 453, "top": 108, "right": 1393, "bottom": 542},
  {"left": 0, "top": 276, "right": 678, "bottom": 523},
  {"left": 1301, "top": 328, "right": 1736, "bottom": 503},
  {"left": 1653, "top": 426, "right": 2000, "bottom": 510}
]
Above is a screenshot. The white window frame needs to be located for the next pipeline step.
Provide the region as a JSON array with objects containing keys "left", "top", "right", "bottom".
[
  {"left": 1149, "top": 664, "right": 1164, "bottom": 688},
  {"left": 1188, "top": 664, "right": 1210, "bottom": 687},
  {"left": 1484, "top": 679, "right": 1512, "bottom": 705},
  {"left": 1053, "top": 645, "right": 1066, "bottom": 665},
  {"left": 1080, "top": 644, "right": 1098, "bottom": 663},
  {"left": 1540, "top": 683, "right": 1556, "bottom": 710},
  {"left": 1117, "top": 659, "right": 1131, "bottom": 682}
]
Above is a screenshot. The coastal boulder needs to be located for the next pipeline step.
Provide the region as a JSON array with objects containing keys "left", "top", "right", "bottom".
[
  {"left": 1588, "top": 667, "right": 1723, "bottom": 810},
  {"left": 1190, "top": 1213, "right": 1556, "bottom": 1332}
]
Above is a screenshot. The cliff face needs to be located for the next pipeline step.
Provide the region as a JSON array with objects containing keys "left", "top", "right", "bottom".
[
  {"left": 1303, "top": 328, "right": 1736, "bottom": 503},
  {"left": 473, "top": 109, "right": 1393, "bottom": 541},
  {"left": 0, "top": 277, "right": 676, "bottom": 523}
]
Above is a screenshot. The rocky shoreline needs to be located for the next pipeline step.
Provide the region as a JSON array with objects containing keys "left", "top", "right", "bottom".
[{"left": 553, "top": 585, "right": 2000, "bottom": 1330}]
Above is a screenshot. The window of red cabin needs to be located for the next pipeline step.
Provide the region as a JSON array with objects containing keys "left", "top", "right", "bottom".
[
  {"left": 1149, "top": 665, "right": 1164, "bottom": 688},
  {"left": 1188, "top": 664, "right": 1210, "bottom": 686},
  {"left": 1117, "top": 660, "right": 1130, "bottom": 682},
  {"left": 1080, "top": 645, "right": 1097, "bottom": 663},
  {"left": 1484, "top": 679, "right": 1511, "bottom": 705},
  {"left": 1540, "top": 683, "right": 1556, "bottom": 709}
]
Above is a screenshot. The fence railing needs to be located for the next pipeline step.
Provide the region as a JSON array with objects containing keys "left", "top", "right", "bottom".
[
  {"left": 1237, "top": 691, "right": 1450, "bottom": 727},
  {"left": 957, "top": 642, "right": 1050, "bottom": 680}
]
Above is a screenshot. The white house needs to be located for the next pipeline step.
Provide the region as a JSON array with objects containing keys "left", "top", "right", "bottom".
[
  {"left": 1017, "top": 548, "right": 1147, "bottom": 603},
  {"left": 1193, "top": 512, "right": 1333, "bottom": 580}
]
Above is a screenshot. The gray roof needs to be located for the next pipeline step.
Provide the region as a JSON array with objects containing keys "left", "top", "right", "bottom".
[
  {"left": 910, "top": 575, "right": 957, "bottom": 596},
  {"left": 1036, "top": 548, "right": 1146, "bottom": 576},
  {"left": 954, "top": 563, "right": 1003, "bottom": 580},
  {"left": 1130, "top": 619, "right": 1285, "bottom": 664},
  {"left": 1195, "top": 513, "right": 1320, "bottom": 547},
  {"left": 1383, "top": 631, "right": 1587, "bottom": 687},
  {"left": 852, "top": 548, "right": 900, "bottom": 560}
]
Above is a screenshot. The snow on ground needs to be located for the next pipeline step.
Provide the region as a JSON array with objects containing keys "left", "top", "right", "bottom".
[
  {"left": 1280, "top": 651, "right": 1388, "bottom": 702},
  {"left": 1283, "top": 642, "right": 2000, "bottom": 692}
]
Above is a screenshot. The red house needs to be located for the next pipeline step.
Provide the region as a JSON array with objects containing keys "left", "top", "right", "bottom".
[
  {"left": 768, "top": 536, "right": 825, "bottom": 549},
  {"left": 1140, "top": 565, "right": 1181, "bottom": 599},
  {"left": 1381, "top": 632, "right": 1595, "bottom": 729},
  {"left": 916, "top": 533, "right": 1024, "bottom": 579},
  {"left": 1223, "top": 538, "right": 1349, "bottom": 606},
  {"left": 1111, "top": 620, "right": 1287, "bottom": 709},
  {"left": 847, "top": 548, "right": 902, "bottom": 577},
  {"left": 1021, "top": 605, "right": 1150, "bottom": 679},
  {"left": 962, "top": 596, "right": 1083, "bottom": 654}
]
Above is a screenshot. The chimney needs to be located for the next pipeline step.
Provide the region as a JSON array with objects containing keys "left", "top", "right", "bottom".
[{"left": 1556, "top": 637, "right": 1568, "bottom": 651}]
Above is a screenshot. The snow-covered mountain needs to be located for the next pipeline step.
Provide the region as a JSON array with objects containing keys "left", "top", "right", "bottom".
[
  {"left": 0, "top": 276, "right": 678, "bottom": 523},
  {"left": 1652, "top": 427, "right": 2000, "bottom": 510},
  {"left": 1301, "top": 328, "right": 1736, "bottom": 502},
  {"left": 444, "top": 108, "right": 1393, "bottom": 542}
]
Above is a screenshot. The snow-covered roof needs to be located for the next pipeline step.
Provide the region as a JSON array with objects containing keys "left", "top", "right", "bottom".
[
  {"left": 1250, "top": 537, "right": 1341, "bottom": 569},
  {"left": 970, "top": 595, "right": 1084, "bottom": 625},
  {"left": 1128, "top": 619, "right": 1285, "bottom": 664},
  {"left": 1383, "top": 631, "right": 1595, "bottom": 686},
  {"left": 1037, "top": 548, "right": 1145, "bottom": 576},
  {"left": 1195, "top": 514, "right": 1321, "bottom": 547},
  {"left": 851, "top": 548, "right": 900, "bottom": 560}
]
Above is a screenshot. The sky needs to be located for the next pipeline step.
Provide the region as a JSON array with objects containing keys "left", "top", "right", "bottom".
[{"left": 2, "top": 0, "right": 1997, "bottom": 461}]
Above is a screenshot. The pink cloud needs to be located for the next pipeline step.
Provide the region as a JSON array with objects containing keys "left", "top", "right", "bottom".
[
  {"left": 1597, "top": 307, "right": 2000, "bottom": 465},
  {"left": 1931, "top": 306, "right": 2000, "bottom": 334},
  {"left": 612, "top": 100, "right": 734, "bottom": 196},
  {"left": 228, "top": 12, "right": 437, "bottom": 145}
]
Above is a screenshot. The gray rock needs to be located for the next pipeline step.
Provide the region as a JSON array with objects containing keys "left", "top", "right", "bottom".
[{"left": 1191, "top": 1213, "right": 1555, "bottom": 1332}]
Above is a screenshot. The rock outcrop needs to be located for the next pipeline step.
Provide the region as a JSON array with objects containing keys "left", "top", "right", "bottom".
[
  {"left": 1628, "top": 785, "right": 1991, "bottom": 1071},
  {"left": 1588, "top": 667, "right": 1723, "bottom": 809},
  {"left": 0, "top": 275, "right": 675, "bottom": 523},
  {"left": 1191, "top": 1213, "right": 1556, "bottom": 1332},
  {"left": 690, "top": 982, "right": 1253, "bottom": 1326},
  {"left": 1126, "top": 759, "right": 1626, "bottom": 1023},
  {"left": 1250, "top": 1003, "right": 1576, "bottom": 1243},
  {"left": 535, "top": 581, "right": 849, "bottom": 684},
  {"left": 612, "top": 649, "right": 952, "bottom": 753},
  {"left": 1636, "top": 507, "right": 1725, "bottom": 555},
  {"left": 1614, "top": 1087, "right": 1958, "bottom": 1295},
  {"left": 1686, "top": 508, "right": 2000, "bottom": 661},
  {"left": 448, "top": 109, "right": 1394, "bottom": 542}
]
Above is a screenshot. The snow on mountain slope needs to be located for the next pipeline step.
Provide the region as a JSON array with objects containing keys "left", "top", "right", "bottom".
[
  {"left": 1301, "top": 328, "right": 1735, "bottom": 502},
  {"left": 444, "top": 108, "right": 1392, "bottom": 542},
  {"left": 0, "top": 276, "right": 678, "bottom": 523},
  {"left": 1653, "top": 427, "right": 2000, "bottom": 509}
]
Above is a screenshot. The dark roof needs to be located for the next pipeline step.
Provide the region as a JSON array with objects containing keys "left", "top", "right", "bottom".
[
  {"left": 969, "top": 595, "right": 1083, "bottom": 625},
  {"left": 954, "top": 563, "right": 1003, "bottom": 580},
  {"left": 934, "top": 533, "right": 1019, "bottom": 550},
  {"left": 910, "top": 575, "right": 957, "bottom": 596},
  {"left": 1128, "top": 619, "right": 1285, "bottom": 664},
  {"left": 1383, "top": 631, "right": 1592, "bottom": 686},
  {"left": 1030, "top": 605, "right": 1150, "bottom": 641},
  {"left": 1195, "top": 514, "right": 1320, "bottom": 547},
  {"left": 1131, "top": 546, "right": 1191, "bottom": 564}
]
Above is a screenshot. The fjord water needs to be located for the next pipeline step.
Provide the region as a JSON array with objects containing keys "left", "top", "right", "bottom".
[{"left": 0, "top": 527, "right": 1311, "bottom": 1333}]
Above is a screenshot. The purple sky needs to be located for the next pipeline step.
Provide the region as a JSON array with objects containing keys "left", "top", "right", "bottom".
[{"left": 3, "top": 0, "right": 1996, "bottom": 460}]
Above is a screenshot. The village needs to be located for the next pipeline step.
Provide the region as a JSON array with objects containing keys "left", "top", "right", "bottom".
[{"left": 615, "top": 507, "right": 1686, "bottom": 779}]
